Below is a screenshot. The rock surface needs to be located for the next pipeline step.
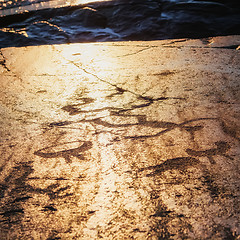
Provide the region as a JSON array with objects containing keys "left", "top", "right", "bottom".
[{"left": 0, "top": 36, "right": 240, "bottom": 239}]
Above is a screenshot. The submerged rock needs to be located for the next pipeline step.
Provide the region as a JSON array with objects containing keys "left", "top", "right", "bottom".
[
  {"left": 0, "top": 0, "right": 240, "bottom": 47},
  {"left": 71, "top": 7, "right": 108, "bottom": 28}
]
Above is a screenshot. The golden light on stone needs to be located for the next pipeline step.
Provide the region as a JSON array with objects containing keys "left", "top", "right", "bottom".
[
  {"left": 0, "top": 36, "right": 239, "bottom": 239},
  {"left": 0, "top": 0, "right": 111, "bottom": 16},
  {"left": 72, "top": 0, "right": 111, "bottom": 5},
  {"left": 60, "top": 43, "right": 119, "bottom": 116}
]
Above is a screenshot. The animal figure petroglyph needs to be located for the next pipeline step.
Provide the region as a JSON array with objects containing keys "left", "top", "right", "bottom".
[{"left": 186, "top": 141, "right": 232, "bottom": 164}]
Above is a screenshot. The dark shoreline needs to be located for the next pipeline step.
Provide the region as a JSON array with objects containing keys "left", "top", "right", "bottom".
[{"left": 1, "top": 0, "right": 240, "bottom": 48}]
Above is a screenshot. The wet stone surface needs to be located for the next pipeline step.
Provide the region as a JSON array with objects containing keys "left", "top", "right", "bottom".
[
  {"left": 0, "top": 36, "right": 240, "bottom": 239},
  {"left": 1, "top": 0, "right": 240, "bottom": 48}
]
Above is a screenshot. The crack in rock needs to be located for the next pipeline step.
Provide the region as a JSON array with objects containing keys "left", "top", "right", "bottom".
[{"left": 0, "top": 50, "right": 10, "bottom": 72}]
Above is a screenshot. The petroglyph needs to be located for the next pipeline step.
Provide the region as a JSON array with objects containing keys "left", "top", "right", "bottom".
[
  {"left": 34, "top": 140, "right": 93, "bottom": 163},
  {"left": 1, "top": 37, "right": 240, "bottom": 239},
  {"left": 139, "top": 157, "right": 200, "bottom": 177},
  {"left": 26, "top": 69, "right": 239, "bottom": 239},
  {"left": 186, "top": 141, "right": 233, "bottom": 164}
]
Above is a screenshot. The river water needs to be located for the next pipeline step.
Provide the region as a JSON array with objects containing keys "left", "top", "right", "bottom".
[{"left": 0, "top": 0, "right": 240, "bottom": 47}]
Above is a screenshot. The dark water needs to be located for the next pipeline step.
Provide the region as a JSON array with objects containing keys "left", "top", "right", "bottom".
[{"left": 0, "top": 0, "right": 240, "bottom": 48}]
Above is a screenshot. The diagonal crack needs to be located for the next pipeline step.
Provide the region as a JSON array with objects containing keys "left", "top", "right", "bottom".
[
  {"left": 116, "top": 46, "right": 157, "bottom": 57},
  {"left": 59, "top": 50, "right": 179, "bottom": 105},
  {"left": 212, "top": 45, "right": 240, "bottom": 50},
  {"left": 53, "top": 45, "right": 185, "bottom": 122},
  {"left": 162, "top": 44, "right": 240, "bottom": 50},
  {"left": 0, "top": 49, "right": 10, "bottom": 72},
  {"left": 0, "top": 49, "right": 23, "bottom": 82},
  {"left": 162, "top": 39, "right": 189, "bottom": 46},
  {"left": 59, "top": 48, "right": 148, "bottom": 100}
]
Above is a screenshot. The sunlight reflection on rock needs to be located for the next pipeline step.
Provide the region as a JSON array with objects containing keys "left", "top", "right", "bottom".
[{"left": 0, "top": 0, "right": 111, "bottom": 16}]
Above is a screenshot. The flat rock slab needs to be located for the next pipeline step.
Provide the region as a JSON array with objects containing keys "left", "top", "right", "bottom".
[{"left": 0, "top": 36, "right": 240, "bottom": 239}]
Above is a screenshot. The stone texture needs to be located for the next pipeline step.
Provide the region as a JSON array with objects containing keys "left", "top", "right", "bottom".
[{"left": 0, "top": 35, "right": 240, "bottom": 239}]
